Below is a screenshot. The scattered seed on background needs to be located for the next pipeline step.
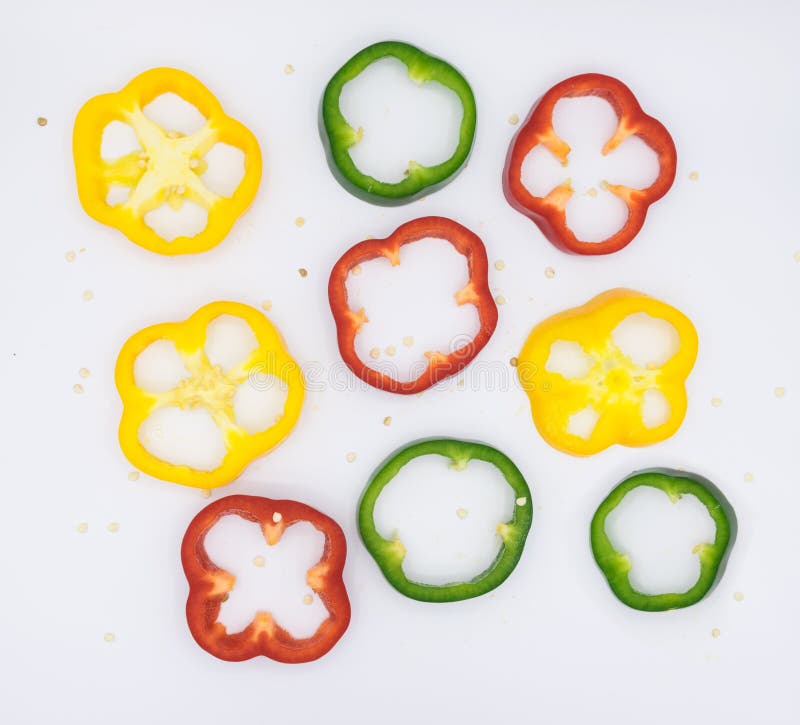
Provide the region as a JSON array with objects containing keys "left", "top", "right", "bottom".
[
  {"left": 385, "top": 345, "right": 396, "bottom": 356},
  {"left": 734, "top": 592, "right": 744, "bottom": 602},
  {"left": 586, "top": 188, "right": 598, "bottom": 198},
  {"left": 73, "top": 384, "right": 84, "bottom": 394},
  {"left": 37, "top": 117, "right": 48, "bottom": 126},
  {"left": 775, "top": 387, "right": 786, "bottom": 398},
  {"left": 743, "top": 472, "right": 754, "bottom": 482},
  {"left": 711, "top": 397, "right": 722, "bottom": 407},
  {"left": 494, "top": 260, "right": 505, "bottom": 271},
  {"left": 295, "top": 217, "right": 305, "bottom": 228},
  {"left": 346, "top": 452, "right": 356, "bottom": 463},
  {"left": 495, "top": 295, "right": 506, "bottom": 305},
  {"left": 383, "top": 416, "right": 392, "bottom": 426},
  {"left": 456, "top": 508, "right": 468, "bottom": 520},
  {"left": 65, "top": 251, "right": 76, "bottom": 262},
  {"left": 76, "top": 522, "right": 88, "bottom": 534},
  {"left": 298, "top": 268, "right": 308, "bottom": 277},
  {"left": 402, "top": 336, "right": 414, "bottom": 346},
  {"left": 507, "top": 113, "right": 519, "bottom": 125},
  {"left": 127, "top": 471, "right": 139, "bottom": 481},
  {"left": 103, "top": 632, "right": 115, "bottom": 643},
  {"left": 303, "top": 594, "right": 313, "bottom": 605},
  {"left": 79, "top": 368, "right": 90, "bottom": 378},
  {"left": 545, "top": 267, "right": 555, "bottom": 278},
  {"left": 689, "top": 171, "right": 699, "bottom": 181},
  {"left": 261, "top": 300, "right": 272, "bottom": 311},
  {"left": 369, "top": 348, "right": 380, "bottom": 359},
  {"left": 284, "top": 64, "right": 295, "bottom": 75},
  {"left": 253, "top": 556, "right": 265, "bottom": 567},
  {"left": 107, "top": 522, "right": 120, "bottom": 534},
  {"left": 711, "top": 628, "right": 720, "bottom": 638},
  {"left": 82, "top": 290, "right": 94, "bottom": 301},
  {"left": 509, "top": 357, "right": 518, "bottom": 367}
]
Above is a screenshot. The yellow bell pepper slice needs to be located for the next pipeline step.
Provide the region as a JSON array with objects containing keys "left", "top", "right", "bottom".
[
  {"left": 115, "top": 302, "right": 303, "bottom": 488},
  {"left": 73, "top": 68, "right": 262, "bottom": 255},
  {"left": 517, "top": 289, "right": 697, "bottom": 456}
]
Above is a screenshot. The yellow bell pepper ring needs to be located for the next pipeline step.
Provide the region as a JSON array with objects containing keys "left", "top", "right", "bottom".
[
  {"left": 115, "top": 302, "right": 304, "bottom": 488},
  {"left": 517, "top": 289, "right": 698, "bottom": 456},
  {"left": 73, "top": 68, "right": 262, "bottom": 255}
]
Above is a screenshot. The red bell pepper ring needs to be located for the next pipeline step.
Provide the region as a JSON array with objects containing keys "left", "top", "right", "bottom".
[
  {"left": 503, "top": 73, "right": 677, "bottom": 255},
  {"left": 328, "top": 216, "right": 498, "bottom": 394},
  {"left": 181, "top": 494, "right": 350, "bottom": 664}
]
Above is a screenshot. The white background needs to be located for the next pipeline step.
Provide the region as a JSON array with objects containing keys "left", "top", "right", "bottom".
[{"left": 2, "top": 0, "right": 799, "bottom": 722}]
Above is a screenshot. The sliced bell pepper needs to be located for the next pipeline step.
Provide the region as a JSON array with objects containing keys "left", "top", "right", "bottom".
[
  {"left": 503, "top": 73, "right": 677, "bottom": 255},
  {"left": 328, "top": 216, "right": 498, "bottom": 394},
  {"left": 517, "top": 289, "right": 697, "bottom": 455},
  {"left": 182, "top": 494, "right": 350, "bottom": 663},
  {"left": 73, "top": 67, "right": 262, "bottom": 255},
  {"left": 320, "top": 41, "right": 476, "bottom": 205},
  {"left": 591, "top": 469, "right": 736, "bottom": 611},
  {"left": 115, "top": 301, "right": 304, "bottom": 488},
  {"left": 358, "top": 439, "right": 533, "bottom": 602}
]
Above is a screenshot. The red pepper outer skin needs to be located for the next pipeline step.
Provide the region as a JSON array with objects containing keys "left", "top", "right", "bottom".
[
  {"left": 181, "top": 495, "right": 350, "bottom": 664},
  {"left": 503, "top": 73, "right": 677, "bottom": 255},
  {"left": 328, "top": 216, "right": 498, "bottom": 394}
]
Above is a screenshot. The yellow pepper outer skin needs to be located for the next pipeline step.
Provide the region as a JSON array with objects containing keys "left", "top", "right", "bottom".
[
  {"left": 517, "top": 289, "right": 698, "bottom": 456},
  {"left": 115, "top": 302, "right": 304, "bottom": 489},
  {"left": 73, "top": 68, "right": 262, "bottom": 255}
]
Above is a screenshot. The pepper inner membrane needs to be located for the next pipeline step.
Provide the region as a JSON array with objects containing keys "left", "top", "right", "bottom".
[
  {"left": 203, "top": 514, "right": 329, "bottom": 638},
  {"left": 100, "top": 93, "right": 246, "bottom": 241},
  {"left": 604, "top": 486, "right": 716, "bottom": 595},
  {"left": 373, "top": 455, "right": 515, "bottom": 585},
  {"left": 545, "top": 312, "right": 679, "bottom": 439},
  {"left": 345, "top": 237, "right": 480, "bottom": 384},
  {"left": 520, "top": 96, "right": 660, "bottom": 242},
  {"left": 133, "top": 314, "right": 288, "bottom": 470},
  {"left": 339, "top": 57, "right": 463, "bottom": 183}
]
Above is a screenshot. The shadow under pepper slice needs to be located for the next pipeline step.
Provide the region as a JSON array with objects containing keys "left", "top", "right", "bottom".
[
  {"left": 73, "top": 67, "right": 262, "bottom": 255},
  {"left": 358, "top": 439, "right": 533, "bottom": 603},
  {"left": 115, "top": 301, "right": 304, "bottom": 489},
  {"left": 503, "top": 73, "right": 676, "bottom": 255},
  {"left": 182, "top": 494, "right": 351, "bottom": 663},
  {"left": 591, "top": 469, "right": 736, "bottom": 612},
  {"left": 328, "top": 216, "right": 498, "bottom": 394},
  {"left": 320, "top": 41, "right": 476, "bottom": 205}
]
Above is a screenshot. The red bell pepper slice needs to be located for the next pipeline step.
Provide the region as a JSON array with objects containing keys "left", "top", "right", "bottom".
[
  {"left": 503, "top": 73, "right": 677, "bottom": 255},
  {"left": 328, "top": 216, "right": 498, "bottom": 394},
  {"left": 181, "top": 494, "right": 350, "bottom": 664}
]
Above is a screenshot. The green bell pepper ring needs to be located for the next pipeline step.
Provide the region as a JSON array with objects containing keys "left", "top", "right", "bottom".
[
  {"left": 590, "top": 468, "right": 736, "bottom": 612},
  {"left": 320, "top": 41, "right": 477, "bottom": 205},
  {"left": 358, "top": 438, "right": 533, "bottom": 603}
]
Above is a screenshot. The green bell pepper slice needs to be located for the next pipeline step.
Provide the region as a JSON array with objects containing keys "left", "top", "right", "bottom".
[
  {"left": 590, "top": 468, "right": 736, "bottom": 612},
  {"left": 358, "top": 438, "right": 533, "bottom": 603},
  {"left": 320, "top": 41, "right": 477, "bottom": 205}
]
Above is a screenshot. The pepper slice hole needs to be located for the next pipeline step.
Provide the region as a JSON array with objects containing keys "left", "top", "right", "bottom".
[
  {"left": 132, "top": 314, "right": 288, "bottom": 471},
  {"left": 345, "top": 237, "right": 479, "bottom": 384},
  {"left": 520, "top": 96, "right": 660, "bottom": 243},
  {"left": 373, "top": 455, "right": 515, "bottom": 586},
  {"left": 203, "top": 514, "right": 329, "bottom": 639},
  {"left": 339, "top": 57, "right": 463, "bottom": 184},
  {"left": 604, "top": 484, "right": 718, "bottom": 595}
]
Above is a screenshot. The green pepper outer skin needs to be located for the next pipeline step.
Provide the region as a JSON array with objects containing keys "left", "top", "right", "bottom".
[
  {"left": 590, "top": 468, "right": 737, "bottom": 612},
  {"left": 358, "top": 438, "right": 533, "bottom": 603},
  {"left": 320, "top": 41, "right": 477, "bottom": 206}
]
